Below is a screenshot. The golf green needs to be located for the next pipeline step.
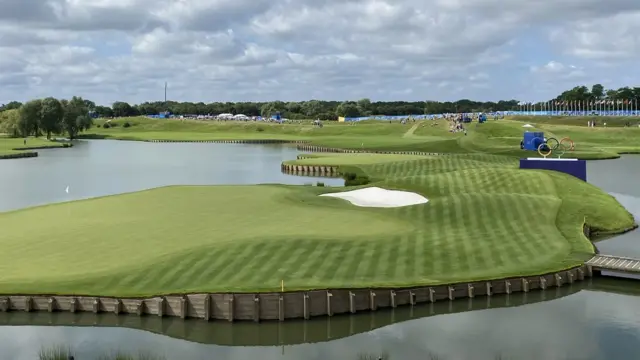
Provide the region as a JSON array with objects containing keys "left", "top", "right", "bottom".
[{"left": 0, "top": 152, "right": 634, "bottom": 297}]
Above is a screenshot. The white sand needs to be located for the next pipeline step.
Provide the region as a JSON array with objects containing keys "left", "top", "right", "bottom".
[
  {"left": 320, "top": 186, "right": 428, "bottom": 208},
  {"left": 522, "top": 124, "right": 534, "bottom": 128}
]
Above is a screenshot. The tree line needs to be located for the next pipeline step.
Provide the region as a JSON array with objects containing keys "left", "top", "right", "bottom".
[
  {"left": 0, "top": 97, "right": 93, "bottom": 139},
  {"left": 1, "top": 84, "right": 639, "bottom": 121}
]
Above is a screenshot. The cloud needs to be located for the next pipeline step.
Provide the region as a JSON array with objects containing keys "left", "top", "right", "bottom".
[{"left": 1, "top": 0, "right": 640, "bottom": 105}]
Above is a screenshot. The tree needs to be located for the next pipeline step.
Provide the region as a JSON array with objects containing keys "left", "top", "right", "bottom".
[
  {"left": 591, "top": 84, "right": 604, "bottom": 99},
  {"left": 112, "top": 101, "right": 136, "bottom": 117},
  {"left": 357, "top": 98, "right": 372, "bottom": 116},
  {"left": 0, "top": 101, "right": 22, "bottom": 112},
  {"left": 336, "top": 101, "right": 360, "bottom": 117},
  {"left": 0, "top": 109, "right": 21, "bottom": 137},
  {"left": 62, "top": 96, "right": 92, "bottom": 139},
  {"left": 94, "top": 105, "right": 114, "bottom": 118},
  {"left": 40, "top": 97, "right": 64, "bottom": 139},
  {"left": 19, "top": 99, "right": 43, "bottom": 137}
]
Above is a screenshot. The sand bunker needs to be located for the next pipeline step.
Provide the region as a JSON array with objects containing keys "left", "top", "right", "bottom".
[
  {"left": 320, "top": 186, "right": 428, "bottom": 208},
  {"left": 522, "top": 124, "right": 534, "bottom": 128}
]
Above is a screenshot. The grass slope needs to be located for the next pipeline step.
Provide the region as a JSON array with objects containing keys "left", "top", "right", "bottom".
[
  {"left": 0, "top": 154, "right": 634, "bottom": 296},
  {"left": 84, "top": 116, "right": 640, "bottom": 159}
]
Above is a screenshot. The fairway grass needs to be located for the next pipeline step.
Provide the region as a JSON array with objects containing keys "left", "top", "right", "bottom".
[{"left": 0, "top": 153, "right": 635, "bottom": 296}]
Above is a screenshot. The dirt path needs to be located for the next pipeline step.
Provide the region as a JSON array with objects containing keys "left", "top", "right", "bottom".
[{"left": 402, "top": 123, "right": 420, "bottom": 138}]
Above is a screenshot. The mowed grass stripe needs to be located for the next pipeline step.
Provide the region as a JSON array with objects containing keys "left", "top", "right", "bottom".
[{"left": 0, "top": 144, "right": 635, "bottom": 295}]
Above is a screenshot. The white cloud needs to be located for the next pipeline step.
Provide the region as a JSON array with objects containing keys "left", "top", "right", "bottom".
[{"left": 1, "top": 0, "right": 640, "bottom": 104}]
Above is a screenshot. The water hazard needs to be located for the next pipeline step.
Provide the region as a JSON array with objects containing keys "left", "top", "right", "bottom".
[{"left": 0, "top": 144, "right": 639, "bottom": 360}]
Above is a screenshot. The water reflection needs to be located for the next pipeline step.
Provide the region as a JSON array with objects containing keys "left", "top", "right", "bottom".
[
  {"left": 0, "top": 279, "right": 617, "bottom": 347},
  {"left": 587, "top": 155, "right": 640, "bottom": 258},
  {"left": 2, "top": 278, "right": 640, "bottom": 360}
]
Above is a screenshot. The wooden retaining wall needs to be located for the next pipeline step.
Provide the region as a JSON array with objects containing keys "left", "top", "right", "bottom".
[
  {"left": 0, "top": 265, "right": 592, "bottom": 322},
  {"left": 296, "top": 144, "right": 442, "bottom": 156},
  {"left": 281, "top": 163, "right": 339, "bottom": 175},
  {"left": 146, "top": 139, "right": 310, "bottom": 144},
  {"left": 0, "top": 152, "right": 38, "bottom": 159}
]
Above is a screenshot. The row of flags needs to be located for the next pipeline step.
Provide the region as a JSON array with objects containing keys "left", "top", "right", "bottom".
[
  {"left": 518, "top": 99, "right": 638, "bottom": 111},
  {"left": 518, "top": 99, "right": 638, "bottom": 107}
]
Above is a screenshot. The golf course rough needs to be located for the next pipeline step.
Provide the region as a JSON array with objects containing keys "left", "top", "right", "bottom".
[{"left": 0, "top": 115, "right": 636, "bottom": 301}]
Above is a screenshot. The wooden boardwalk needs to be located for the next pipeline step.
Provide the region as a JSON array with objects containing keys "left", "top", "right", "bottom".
[{"left": 586, "top": 254, "right": 640, "bottom": 274}]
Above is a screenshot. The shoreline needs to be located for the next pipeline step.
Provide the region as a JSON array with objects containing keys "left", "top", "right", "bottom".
[
  {"left": 0, "top": 143, "right": 72, "bottom": 160},
  {"left": 0, "top": 264, "right": 593, "bottom": 322}
]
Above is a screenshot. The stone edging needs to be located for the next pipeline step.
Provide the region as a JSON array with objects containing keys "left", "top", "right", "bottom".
[
  {"left": 146, "top": 139, "right": 310, "bottom": 144},
  {"left": 0, "top": 265, "right": 592, "bottom": 322},
  {"left": 0, "top": 152, "right": 38, "bottom": 159},
  {"left": 296, "top": 144, "right": 443, "bottom": 156}
]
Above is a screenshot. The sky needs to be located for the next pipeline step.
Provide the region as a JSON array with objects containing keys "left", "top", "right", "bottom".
[{"left": 1, "top": 0, "right": 640, "bottom": 105}]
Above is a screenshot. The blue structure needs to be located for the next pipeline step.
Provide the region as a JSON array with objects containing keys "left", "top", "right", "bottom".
[
  {"left": 522, "top": 131, "right": 545, "bottom": 151},
  {"left": 479, "top": 113, "right": 487, "bottom": 123},
  {"left": 519, "top": 158, "right": 587, "bottom": 182}
]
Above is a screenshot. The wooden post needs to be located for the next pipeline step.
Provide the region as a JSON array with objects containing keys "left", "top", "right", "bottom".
[
  {"left": 180, "top": 296, "right": 187, "bottom": 319},
  {"left": 586, "top": 265, "right": 593, "bottom": 277},
  {"left": 0, "top": 297, "right": 8, "bottom": 312},
  {"left": 522, "top": 279, "right": 529, "bottom": 292},
  {"left": 369, "top": 291, "right": 377, "bottom": 310},
  {"left": 48, "top": 298, "right": 55, "bottom": 313},
  {"left": 303, "top": 293, "right": 310, "bottom": 320},
  {"left": 409, "top": 291, "right": 415, "bottom": 305},
  {"left": 448, "top": 286, "right": 455, "bottom": 300},
  {"left": 349, "top": 292, "right": 356, "bottom": 313},
  {"left": 428, "top": 288, "right": 435, "bottom": 303},
  {"left": 93, "top": 298, "right": 100, "bottom": 313},
  {"left": 201, "top": 295, "right": 210, "bottom": 321},
  {"left": 568, "top": 272, "right": 574, "bottom": 284},
  {"left": 540, "top": 277, "right": 547, "bottom": 289},
  {"left": 486, "top": 282, "right": 492, "bottom": 296},
  {"left": 390, "top": 290, "right": 396, "bottom": 308},
  {"left": 555, "top": 274, "right": 562, "bottom": 287},
  {"left": 228, "top": 297, "right": 234, "bottom": 322},
  {"left": 136, "top": 301, "right": 144, "bottom": 316},
  {"left": 114, "top": 299, "right": 121, "bottom": 315},
  {"left": 157, "top": 297, "right": 165, "bottom": 317},
  {"left": 253, "top": 295, "right": 260, "bottom": 322},
  {"left": 467, "top": 284, "right": 474, "bottom": 298},
  {"left": 505, "top": 281, "right": 511, "bottom": 294},
  {"left": 25, "top": 297, "right": 32, "bottom": 312},
  {"left": 278, "top": 295, "right": 284, "bottom": 321},
  {"left": 326, "top": 291, "right": 333, "bottom": 316},
  {"left": 70, "top": 298, "right": 76, "bottom": 313},
  {"left": 577, "top": 268, "right": 585, "bottom": 280}
]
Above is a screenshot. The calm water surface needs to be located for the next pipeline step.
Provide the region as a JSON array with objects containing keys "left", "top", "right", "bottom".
[
  {"left": 0, "top": 144, "right": 639, "bottom": 360},
  {"left": 0, "top": 140, "right": 342, "bottom": 212}
]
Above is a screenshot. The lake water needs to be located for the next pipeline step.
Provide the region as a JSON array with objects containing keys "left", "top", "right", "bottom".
[
  {"left": 0, "top": 140, "right": 343, "bottom": 212},
  {"left": 0, "top": 142, "right": 639, "bottom": 360}
]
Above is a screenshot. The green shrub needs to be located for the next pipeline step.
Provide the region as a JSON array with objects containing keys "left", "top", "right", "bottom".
[
  {"left": 342, "top": 172, "right": 370, "bottom": 186},
  {"left": 316, "top": 182, "right": 325, "bottom": 187},
  {"left": 123, "top": 122, "right": 131, "bottom": 128},
  {"left": 102, "top": 123, "right": 110, "bottom": 129}
]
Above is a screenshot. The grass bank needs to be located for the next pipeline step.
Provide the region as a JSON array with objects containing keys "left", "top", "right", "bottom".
[
  {"left": 82, "top": 116, "right": 640, "bottom": 159},
  {"left": 0, "top": 136, "right": 69, "bottom": 157}
]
